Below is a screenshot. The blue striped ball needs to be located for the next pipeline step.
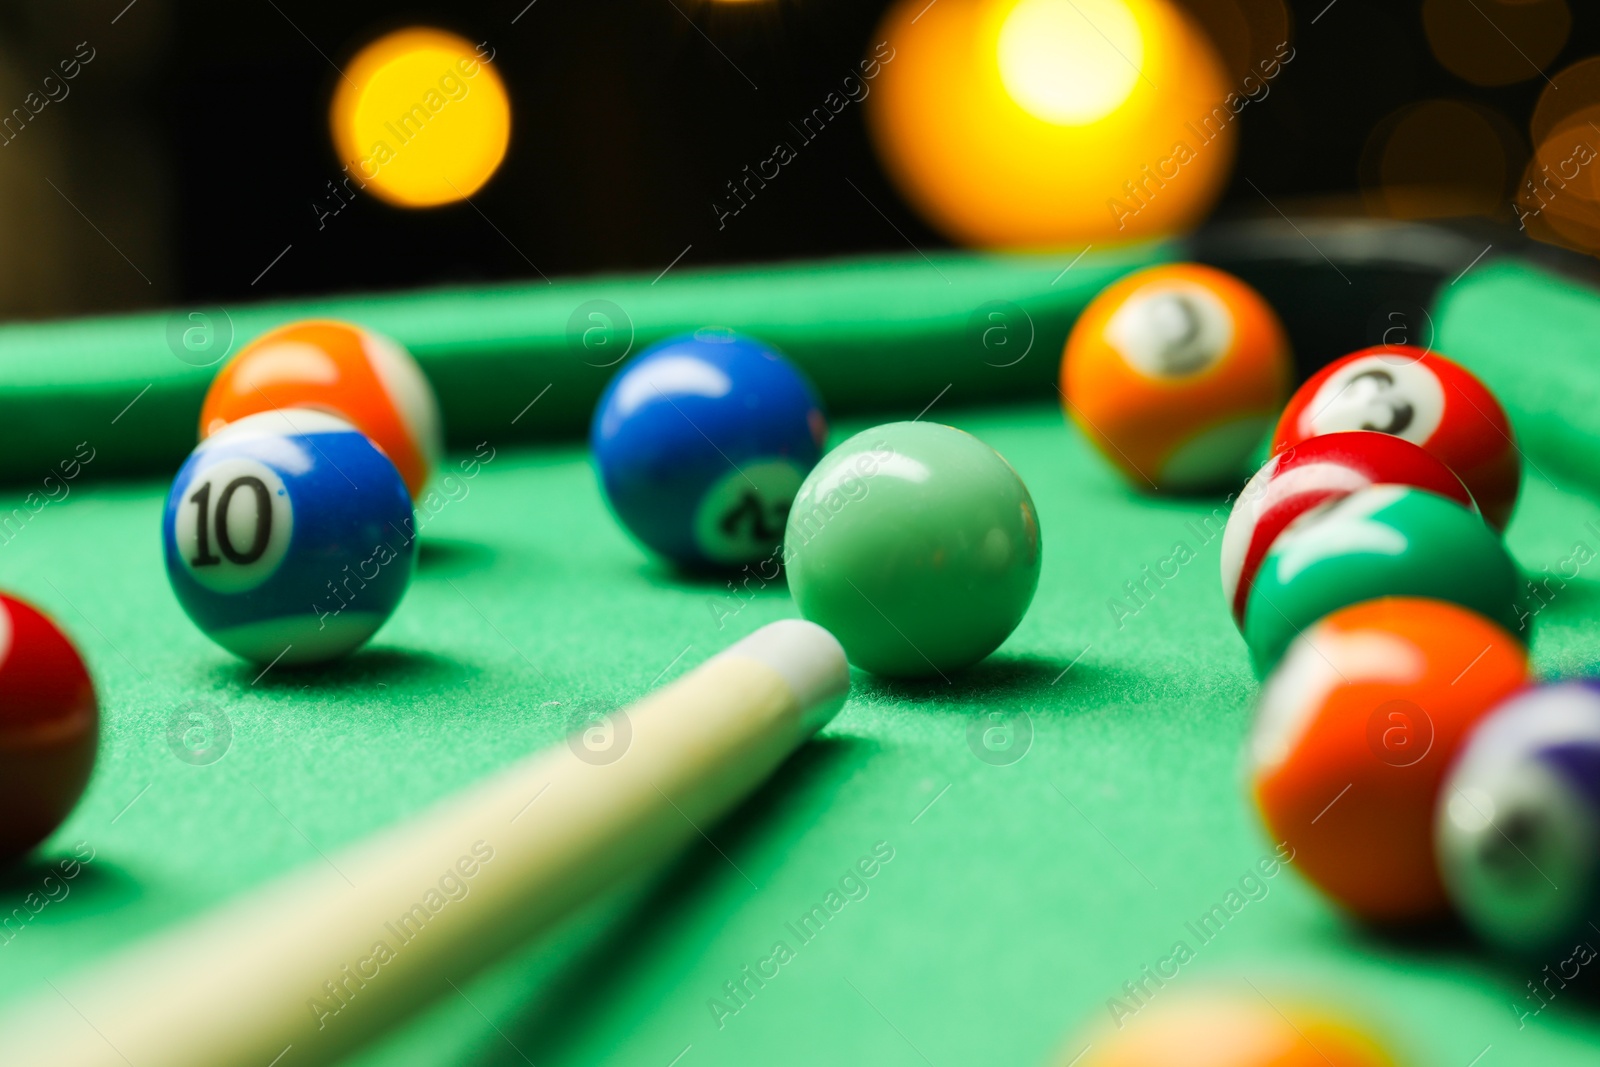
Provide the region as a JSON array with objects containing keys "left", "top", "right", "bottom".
[{"left": 163, "top": 409, "right": 415, "bottom": 665}]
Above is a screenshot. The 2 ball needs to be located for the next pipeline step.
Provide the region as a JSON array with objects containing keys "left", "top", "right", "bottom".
[
  {"left": 592, "top": 328, "right": 826, "bottom": 569},
  {"left": 1063, "top": 263, "right": 1291, "bottom": 491}
]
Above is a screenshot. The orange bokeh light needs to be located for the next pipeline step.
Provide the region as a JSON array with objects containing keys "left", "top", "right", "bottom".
[
  {"left": 1423, "top": 0, "right": 1570, "bottom": 88},
  {"left": 1360, "top": 99, "right": 1523, "bottom": 220}
]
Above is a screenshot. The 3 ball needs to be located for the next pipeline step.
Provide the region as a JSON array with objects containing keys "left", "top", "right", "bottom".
[{"left": 1272, "top": 345, "right": 1520, "bottom": 529}]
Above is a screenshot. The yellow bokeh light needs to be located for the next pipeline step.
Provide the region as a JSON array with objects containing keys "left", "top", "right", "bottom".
[
  {"left": 998, "top": 0, "right": 1144, "bottom": 125},
  {"left": 867, "top": 0, "right": 1237, "bottom": 248},
  {"left": 331, "top": 28, "right": 511, "bottom": 209}
]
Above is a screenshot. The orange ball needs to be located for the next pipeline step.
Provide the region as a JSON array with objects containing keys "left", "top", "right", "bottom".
[
  {"left": 1061, "top": 263, "right": 1291, "bottom": 491},
  {"left": 1250, "top": 597, "right": 1529, "bottom": 923},
  {"left": 201, "top": 320, "right": 442, "bottom": 498},
  {"left": 1066, "top": 991, "right": 1403, "bottom": 1067}
]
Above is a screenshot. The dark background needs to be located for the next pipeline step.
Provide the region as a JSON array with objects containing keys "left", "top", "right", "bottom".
[{"left": 0, "top": 0, "right": 1587, "bottom": 317}]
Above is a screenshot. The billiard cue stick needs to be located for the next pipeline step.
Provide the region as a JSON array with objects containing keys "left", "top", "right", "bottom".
[{"left": 0, "top": 619, "right": 849, "bottom": 1067}]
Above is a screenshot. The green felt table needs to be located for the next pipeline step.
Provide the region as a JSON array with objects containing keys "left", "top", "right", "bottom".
[{"left": 3, "top": 242, "right": 1600, "bottom": 1067}]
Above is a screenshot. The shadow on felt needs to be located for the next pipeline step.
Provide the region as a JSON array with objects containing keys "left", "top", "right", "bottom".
[
  {"left": 212, "top": 646, "right": 476, "bottom": 692},
  {"left": 853, "top": 650, "right": 1127, "bottom": 711},
  {"left": 632, "top": 557, "right": 791, "bottom": 597},
  {"left": 1316, "top": 898, "right": 1600, "bottom": 1022},
  {"left": 1520, "top": 571, "right": 1600, "bottom": 623},
  {"left": 416, "top": 537, "right": 498, "bottom": 576},
  {"left": 465, "top": 734, "right": 878, "bottom": 1066},
  {"left": 0, "top": 850, "right": 141, "bottom": 920}
]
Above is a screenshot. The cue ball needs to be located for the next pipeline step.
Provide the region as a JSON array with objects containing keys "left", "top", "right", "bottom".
[
  {"left": 1062, "top": 263, "right": 1291, "bottom": 491},
  {"left": 1251, "top": 597, "right": 1528, "bottom": 922},
  {"left": 1243, "top": 484, "right": 1523, "bottom": 676},
  {"left": 1272, "top": 345, "right": 1520, "bottom": 529},
  {"left": 1220, "top": 431, "right": 1475, "bottom": 630},
  {"left": 784, "top": 421, "right": 1041, "bottom": 678},
  {"left": 163, "top": 410, "right": 416, "bottom": 665},
  {"left": 0, "top": 594, "right": 97, "bottom": 866},
  {"left": 1437, "top": 681, "right": 1600, "bottom": 953},
  {"left": 591, "top": 328, "right": 826, "bottom": 569},
  {"left": 202, "top": 319, "right": 442, "bottom": 499}
]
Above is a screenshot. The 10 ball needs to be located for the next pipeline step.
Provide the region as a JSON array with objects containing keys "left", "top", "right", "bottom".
[{"left": 163, "top": 410, "right": 415, "bottom": 665}]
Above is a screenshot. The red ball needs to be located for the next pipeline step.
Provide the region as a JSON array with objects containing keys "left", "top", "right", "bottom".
[
  {"left": 1271, "top": 346, "right": 1520, "bottom": 529},
  {"left": 0, "top": 595, "right": 97, "bottom": 865},
  {"left": 1221, "top": 431, "right": 1476, "bottom": 629}
]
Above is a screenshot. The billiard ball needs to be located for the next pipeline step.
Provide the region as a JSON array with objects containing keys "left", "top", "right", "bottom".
[
  {"left": 0, "top": 594, "right": 97, "bottom": 866},
  {"left": 201, "top": 319, "right": 442, "bottom": 499},
  {"left": 1061, "top": 263, "right": 1291, "bottom": 491},
  {"left": 1067, "top": 990, "right": 1402, "bottom": 1067},
  {"left": 1220, "top": 432, "right": 1476, "bottom": 630},
  {"left": 591, "top": 328, "right": 826, "bottom": 569},
  {"left": 1251, "top": 597, "right": 1528, "bottom": 922},
  {"left": 163, "top": 409, "right": 416, "bottom": 665},
  {"left": 784, "top": 421, "right": 1040, "bottom": 678},
  {"left": 1272, "top": 345, "right": 1520, "bottom": 529},
  {"left": 1243, "top": 484, "right": 1523, "bottom": 675},
  {"left": 1436, "top": 681, "right": 1600, "bottom": 953}
]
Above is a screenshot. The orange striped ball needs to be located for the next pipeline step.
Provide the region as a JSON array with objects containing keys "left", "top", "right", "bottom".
[{"left": 201, "top": 320, "right": 442, "bottom": 498}]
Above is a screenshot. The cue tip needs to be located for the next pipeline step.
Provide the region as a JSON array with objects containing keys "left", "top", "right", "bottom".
[{"left": 718, "top": 619, "right": 848, "bottom": 732}]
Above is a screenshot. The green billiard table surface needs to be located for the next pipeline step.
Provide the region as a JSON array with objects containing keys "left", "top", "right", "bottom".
[{"left": 4, "top": 230, "right": 1600, "bottom": 1066}]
